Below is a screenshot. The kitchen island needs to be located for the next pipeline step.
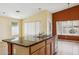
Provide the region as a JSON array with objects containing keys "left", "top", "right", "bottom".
[{"left": 2, "top": 36, "right": 56, "bottom": 55}]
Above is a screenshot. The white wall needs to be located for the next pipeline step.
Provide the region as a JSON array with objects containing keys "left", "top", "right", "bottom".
[
  {"left": 22, "top": 10, "right": 52, "bottom": 36},
  {"left": 0, "top": 16, "right": 18, "bottom": 42}
]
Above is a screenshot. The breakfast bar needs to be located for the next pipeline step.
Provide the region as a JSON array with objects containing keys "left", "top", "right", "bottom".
[{"left": 2, "top": 36, "right": 56, "bottom": 55}]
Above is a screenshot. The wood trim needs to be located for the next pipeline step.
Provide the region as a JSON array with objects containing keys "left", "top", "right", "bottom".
[
  {"left": 29, "top": 47, "right": 31, "bottom": 55},
  {"left": 8, "top": 43, "right": 13, "bottom": 55},
  {"left": 45, "top": 40, "right": 47, "bottom": 55},
  {"left": 58, "top": 35, "right": 79, "bottom": 41},
  {"left": 53, "top": 38, "right": 56, "bottom": 55},
  {"left": 50, "top": 43, "right": 52, "bottom": 55}
]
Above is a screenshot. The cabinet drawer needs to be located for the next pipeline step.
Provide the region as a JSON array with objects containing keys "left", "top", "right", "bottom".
[{"left": 31, "top": 41, "right": 45, "bottom": 53}]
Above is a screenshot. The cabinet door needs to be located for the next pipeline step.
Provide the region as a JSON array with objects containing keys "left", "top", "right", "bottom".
[
  {"left": 39, "top": 47, "right": 45, "bottom": 55},
  {"left": 46, "top": 44, "right": 51, "bottom": 55},
  {"left": 32, "top": 47, "right": 45, "bottom": 55},
  {"left": 32, "top": 50, "right": 39, "bottom": 55}
]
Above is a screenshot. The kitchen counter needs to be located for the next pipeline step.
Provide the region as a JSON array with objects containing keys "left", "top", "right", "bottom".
[
  {"left": 2, "top": 36, "right": 52, "bottom": 47},
  {"left": 2, "top": 36, "right": 56, "bottom": 55}
]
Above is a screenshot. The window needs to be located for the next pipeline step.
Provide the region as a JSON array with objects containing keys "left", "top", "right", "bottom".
[
  {"left": 24, "top": 22, "right": 40, "bottom": 40},
  {"left": 11, "top": 22, "right": 19, "bottom": 38},
  {"left": 47, "top": 17, "right": 52, "bottom": 35},
  {"left": 56, "top": 20, "right": 79, "bottom": 36}
]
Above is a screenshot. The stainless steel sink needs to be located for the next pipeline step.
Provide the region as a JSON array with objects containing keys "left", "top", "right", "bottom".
[{"left": 36, "top": 35, "right": 49, "bottom": 38}]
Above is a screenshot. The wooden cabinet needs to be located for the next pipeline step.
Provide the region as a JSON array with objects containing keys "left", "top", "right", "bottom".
[
  {"left": 32, "top": 36, "right": 56, "bottom": 55},
  {"left": 13, "top": 44, "right": 29, "bottom": 55},
  {"left": 31, "top": 37, "right": 55, "bottom": 55},
  {"left": 4, "top": 36, "right": 55, "bottom": 55},
  {"left": 32, "top": 50, "right": 39, "bottom": 55},
  {"left": 39, "top": 46, "right": 45, "bottom": 55},
  {"left": 32, "top": 46, "right": 45, "bottom": 55},
  {"left": 46, "top": 44, "right": 51, "bottom": 55},
  {"left": 13, "top": 37, "right": 55, "bottom": 55},
  {"left": 31, "top": 41, "right": 45, "bottom": 54},
  {"left": 46, "top": 37, "right": 55, "bottom": 55},
  {"left": 58, "top": 35, "right": 79, "bottom": 41}
]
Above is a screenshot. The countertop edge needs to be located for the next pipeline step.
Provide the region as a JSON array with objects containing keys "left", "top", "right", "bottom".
[{"left": 2, "top": 36, "right": 54, "bottom": 47}]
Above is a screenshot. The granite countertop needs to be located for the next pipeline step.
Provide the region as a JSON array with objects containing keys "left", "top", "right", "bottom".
[{"left": 2, "top": 36, "right": 53, "bottom": 47}]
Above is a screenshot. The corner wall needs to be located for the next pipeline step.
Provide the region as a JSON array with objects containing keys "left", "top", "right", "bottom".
[
  {"left": 52, "top": 5, "right": 79, "bottom": 41},
  {"left": 0, "top": 16, "right": 19, "bottom": 42}
]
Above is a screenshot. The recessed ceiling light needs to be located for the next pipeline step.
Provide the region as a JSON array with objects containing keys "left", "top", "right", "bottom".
[
  {"left": 38, "top": 8, "right": 42, "bottom": 11},
  {"left": 16, "top": 10, "right": 20, "bottom": 13},
  {"left": 3, "top": 12, "right": 6, "bottom": 14}
]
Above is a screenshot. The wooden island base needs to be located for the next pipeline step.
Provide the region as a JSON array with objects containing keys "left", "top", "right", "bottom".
[{"left": 3, "top": 36, "right": 56, "bottom": 55}]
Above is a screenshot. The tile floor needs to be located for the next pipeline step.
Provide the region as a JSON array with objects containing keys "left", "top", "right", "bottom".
[
  {"left": 0, "top": 40, "right": 79, "bottom": 55},
  {"left": 0, "top": 42, "right": 8, "bottom": 55},
  {"left": 57, "top": 40, "right": 79, "bottom": 55}
]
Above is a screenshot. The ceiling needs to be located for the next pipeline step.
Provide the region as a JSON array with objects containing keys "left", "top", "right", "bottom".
[{"left": 0, "top": 3, "right": 79, "bottom": 19}]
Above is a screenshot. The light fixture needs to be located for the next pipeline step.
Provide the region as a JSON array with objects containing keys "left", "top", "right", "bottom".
[
  {"left": 38, "top": 8, "right": 42, "bottom": 11},
  {"left": 16, "top": 10, "right": 20, "bottom": 13},
  {"left": 67, "top": 3, "right": 70, "bottom": 8},
  {"left": 2, "top": 11, "right": 6, "bottom": 14}
]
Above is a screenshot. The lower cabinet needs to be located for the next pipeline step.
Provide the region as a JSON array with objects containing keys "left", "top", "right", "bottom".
[
  {"left": 32, "top": 46, "right": 45, "bottom": 55},
  {"left": 32, "top": 50, "right": 39, "bottom": 55},
  {"left": 39, "top": 46, "right": 45, "bottom": 55},
  {"left": 46, "top": 37, "right": 55, "bottom": 55},
  {"left": 13, "top": 37, "right": 55, "bottom": 55},
  {"left": 46, "top": 44, "right": 50, "bottom": 55},
  {"left": 32, "top": 37, "right": 55, "bottom": 55}
]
